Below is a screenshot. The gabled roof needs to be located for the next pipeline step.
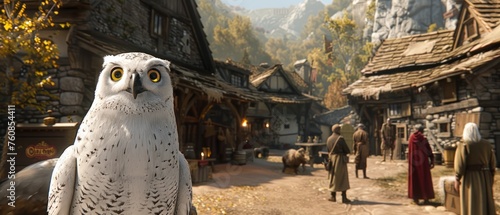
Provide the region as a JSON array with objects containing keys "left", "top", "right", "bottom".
[
  {"left": 344, "top": 25, "right": 500, "bottom": 99},
  {"left": 343, "top": 46, "right": 500, "bottom": 98},
  {"left": 250, "top": 64, "right": 321, "bottom": 104},
  {"left": 186, "top": 0, "right": 216, "bottom": 74},
  {"left": 250, "top": 64, "right": 308, "bottom": 93},
  {"left": 452, "top": 0, "right": 500, "bottom": 49},
  {"left": 466, "top": 0, "right": 500, "bottom": 30},
  {"left": 171, "top": 64, "right": 261, "bottom": 102},
  {"left": 345, "top": 0, "right": 500, "bottom": 100},
  {"left": 362, "top": 30, "right": 455, "bottom": 75}
]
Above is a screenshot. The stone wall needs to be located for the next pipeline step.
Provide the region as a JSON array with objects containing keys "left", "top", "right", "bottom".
[
  {"left": 414, "top": 68, "right": 500, "bottom": 154},
  {"left": 0, "top": 62, "right": 89, "bottom": 126},
  {"left": 371, "top": 0, "right": 454, "bottom": 44},
  {"left": 88, "top": 0, "right": 204, "bottom": 69}
]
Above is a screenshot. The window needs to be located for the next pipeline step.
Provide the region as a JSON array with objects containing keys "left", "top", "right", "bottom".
[
  {"left": 441, "top": 78, "right": 457, "bottom": 104},
  {"left": 397, "top": 127, "right": 405, "bottom": 139},
  {"left": 396, "top": 123, "right": 407, "bottom": 142},
  {"left": 454, "top": 112, "right": 480, "bottom": 137},
  {"left": 231, "top": 74, "right": 242, "bottom": 87},
  {"left": 151, "top": 10, "right": 168, "bottom": 38},
  {"left": 436, "top": 118, "right": 451, "bottom": 137},
  {"left": 269, "top": 76, "right": 279, "bottom": 89},
  {"left": 284, "top": 124, "right": 290, "bottom": 129},
  {"left": 464, "top": 18, "right": 479, "bottom": 42},
  {"left": 388, "top": 102, "right": 411, "bottom": 117}
]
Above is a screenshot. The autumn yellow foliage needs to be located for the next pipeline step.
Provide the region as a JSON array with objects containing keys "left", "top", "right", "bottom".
[{"left": 1, "top": 0, "right": 66, "bottom": 113}]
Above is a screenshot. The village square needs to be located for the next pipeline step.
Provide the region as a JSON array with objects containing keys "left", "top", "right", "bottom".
[{"left": 0, "top": 0, "right": 499, "bottom": 214}]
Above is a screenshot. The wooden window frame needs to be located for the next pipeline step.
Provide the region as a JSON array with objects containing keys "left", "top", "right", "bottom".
[
  {"left": 441, "top": 78, "right": 458, "bottom": 104},
  {"left": 231, "top": 74, "right": 243, "bottom": 87},
  {"left": 436, "top": 119, "right": 451, "bottom": 138},
  {"left": 150, "top": 10, "right": 169, "bottom": 39},
  {"left": 464, "top": 17, "right": 479, "bottom": 42},
  {"left": 396, "top": 123, "right": 407, "bottom": 141},
  {"left": 388, "top": 102, "right": 411, "bottom": 118}
]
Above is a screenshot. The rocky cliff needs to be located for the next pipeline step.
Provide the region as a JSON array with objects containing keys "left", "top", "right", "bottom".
[
  {"left": 371, "top": 0, "right": 462, "bottom": 44},
  {"left": 235, "top": 0, "right": 325, "bottom": 39}
]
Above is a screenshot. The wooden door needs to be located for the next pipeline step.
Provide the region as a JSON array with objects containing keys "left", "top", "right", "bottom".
[
  {"left": 395, "top": 123, "right": 408, "bottom": 160},
  {"left": 341, "top": 124, "right": 355, "bottom": 153}
]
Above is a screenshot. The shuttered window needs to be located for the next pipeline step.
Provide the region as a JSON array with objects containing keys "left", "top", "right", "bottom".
[
  {"left": 388, "top": 102, "right": 411, "bottom": 117},
  {"left": 454, "top": 112, "right": 480, "bottom": 137},
  {"left": 441, "top": 79, "right": 457, "bottom": 104},
  {"left": 464, "top": 18, "right": 479, "bottom": 42}
]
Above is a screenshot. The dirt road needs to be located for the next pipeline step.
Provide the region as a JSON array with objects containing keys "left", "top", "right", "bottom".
[{"left": 192, "top": 150, "right": 500, "bottom": 215}]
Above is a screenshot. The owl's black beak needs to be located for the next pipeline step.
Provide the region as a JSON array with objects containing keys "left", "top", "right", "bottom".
[{"left": 131, "top": 72, "right": 146, "bottom": 99}]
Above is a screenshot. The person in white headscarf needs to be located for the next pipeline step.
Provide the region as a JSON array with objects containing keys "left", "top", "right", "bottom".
[{"left": 454, "top": 122, "right": 496, "bottom": 215}]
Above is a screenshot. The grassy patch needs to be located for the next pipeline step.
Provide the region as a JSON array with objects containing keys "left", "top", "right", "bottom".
[{"left": 374, "top": 172, "right": 407, "bottom": 190}]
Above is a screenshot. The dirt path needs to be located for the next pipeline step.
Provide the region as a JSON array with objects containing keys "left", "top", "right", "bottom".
[{"left": 192, "top": 150, "right": 500, "bottom": 215}]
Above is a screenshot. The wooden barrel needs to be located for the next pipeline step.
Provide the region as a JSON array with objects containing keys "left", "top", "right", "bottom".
[
  {"left": 433, "top": 152, "right": 443, "bottom": 165},
  {"left": 225, "top": 148, "right": 233, "bottom": 163},
  {"left": 443, "top": 149, "right": 456, "bottom": 168},
  {"left": 233, "top": 151, "right": 246, "bottom": 165}
]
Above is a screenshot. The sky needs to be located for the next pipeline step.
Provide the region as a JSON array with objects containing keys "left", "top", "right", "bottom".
[{"left": 221, "top": 0, "right": 331, "bottom": 10}]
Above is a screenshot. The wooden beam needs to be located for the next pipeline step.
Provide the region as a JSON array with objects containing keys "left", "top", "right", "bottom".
[
  {"left": 478, "top": 100, "right": 500, "bottom": 107},
  {"left": 425, "top": 98, "right": 479, "bottom": 114},
  {"left": 352, "top": 97, "right": 411, "bottom": 105}
]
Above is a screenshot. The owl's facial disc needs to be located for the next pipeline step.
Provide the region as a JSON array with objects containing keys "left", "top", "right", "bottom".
[{"left": 130, "top": 72, "right": 146, "bottom": 99}]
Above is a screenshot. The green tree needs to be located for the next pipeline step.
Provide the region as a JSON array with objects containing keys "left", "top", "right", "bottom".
[
  {"left": 198, "top": 0, "right": 272, "bottom": 65},
  {"left": 1, "top": 0, "right": 64, "bottom": 112},
  {"left": 212, "top": 15, "right": 272, "bottom": 65},
  {"left": 366, "top": 0, "right": 376, "bottom": 23},
  {"left": 240, "top": 49, "right": 251, "bottom": 65},
  {"left": 323, "top": 11, "right": 372, "bottom": 109},
  {"left": 307, "top": 48, "right": 330, "bottom": 96}
]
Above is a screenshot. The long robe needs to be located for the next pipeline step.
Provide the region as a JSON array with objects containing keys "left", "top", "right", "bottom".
[
  {"left": 353, "top": 129, "right": 369, "bottom": 170},
  {"left": 407, "top": 130, "right": 435, "bottom": 200},
  {"left": 380, "top": 123, "right": 396, "bottom": 150},
  {"left": 454, "top": 139, "right": 496, "bottom": 215},
  {"left": 326, "top": 133, "right": 350, "bottom": 192}
]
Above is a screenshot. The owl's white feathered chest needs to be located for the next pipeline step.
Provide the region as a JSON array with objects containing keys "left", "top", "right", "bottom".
[{"left": 71, "top": 102, "right": 180, "bottom": 214}]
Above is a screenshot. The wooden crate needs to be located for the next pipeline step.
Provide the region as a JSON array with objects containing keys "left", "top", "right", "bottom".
[{"left": 443, "top": 178, "right": 461, "bottom": 214}]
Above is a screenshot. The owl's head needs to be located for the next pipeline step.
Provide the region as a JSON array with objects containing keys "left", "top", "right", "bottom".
[{"left": 95, "top": 52, "right": 173, "bottom": 108}]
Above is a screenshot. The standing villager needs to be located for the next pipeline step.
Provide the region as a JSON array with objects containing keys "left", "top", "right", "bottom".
[
  {"left": 353, "top": 123, "right": 370, "bottom": 179},
  {"left": 326, "top": 124, "right": 351, "bottom": 203},
  {"left": 454, "top": 122, "right": 496, "bottom": 215},
  {"left": 380, "top": 118, "right": 396, "bottom": 161},
  {"left": 407, "top": 124, "right": 435, "bottom": 205},
  {"left": 217, "top": 127, "right": 227, "bottom": 161}
]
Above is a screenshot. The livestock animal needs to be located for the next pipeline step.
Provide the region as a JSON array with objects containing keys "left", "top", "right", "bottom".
[{"left": 282, "top": 148, "right": 307, "bottom": 174}]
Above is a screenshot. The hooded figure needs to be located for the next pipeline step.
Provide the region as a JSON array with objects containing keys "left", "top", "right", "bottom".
[{"left": 407, "top": 124, "right": 435, "bottom": 205}]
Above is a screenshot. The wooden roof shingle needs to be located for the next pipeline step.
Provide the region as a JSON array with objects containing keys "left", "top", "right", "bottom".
[
  {"left": 362, "top": 30, "right": 455, "bottom": 75},
  {"left": 466, "top": 0, "right": 500, "bottom": 30},
  {"left": 343, "top": 45, "right": 500, "bottom": 97}
]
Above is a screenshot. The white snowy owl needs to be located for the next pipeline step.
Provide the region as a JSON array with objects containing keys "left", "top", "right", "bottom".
[{"left": 48, "top": 52, "right": 195, "bottom": 215}]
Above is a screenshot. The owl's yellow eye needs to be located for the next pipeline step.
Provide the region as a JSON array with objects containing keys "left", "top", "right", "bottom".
[
  {"left": 148, "top": 69, "right": 161, "bottom": 83},
  {"left": 110, "top": 68, "right": 123, "bottom": 82}
]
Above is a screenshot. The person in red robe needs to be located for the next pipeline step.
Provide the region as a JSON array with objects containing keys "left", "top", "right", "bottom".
[{"left": 407, "top": 124, "right": 435, "bottom": 205}]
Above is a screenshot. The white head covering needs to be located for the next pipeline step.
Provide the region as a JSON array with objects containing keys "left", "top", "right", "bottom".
[{"left": 462, "top": 122, "right": 481, "bottom": 144}]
